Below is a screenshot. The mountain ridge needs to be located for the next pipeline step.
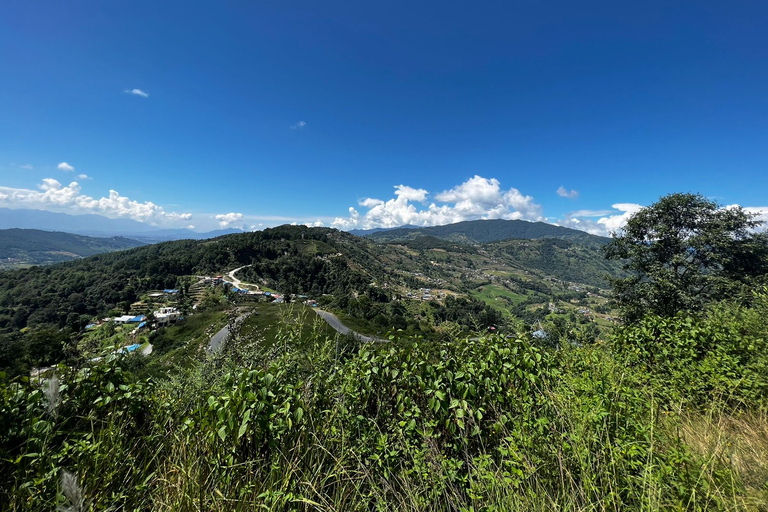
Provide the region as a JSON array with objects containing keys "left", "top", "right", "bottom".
[
  {"left": 0, "top": 228, "right": 145, "bottom": 267},
  {"left": 362, "top": 219, "right": 607, "bottom": 245},
  {"left": 0, "top": 208, "right": 242, "bottom": 242}
]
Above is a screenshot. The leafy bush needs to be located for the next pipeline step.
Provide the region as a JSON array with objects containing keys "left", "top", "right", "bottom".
[
  {"left": 612, "top": 288, "right": 768, "bottom": 409},
  {"left": 0, "top": 314, "right": 760, "bottom": 510}
]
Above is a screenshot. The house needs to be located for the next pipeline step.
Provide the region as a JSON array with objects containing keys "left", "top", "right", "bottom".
[
  {"left": 155, "top": 307, "right": 181, "bottom": 327},
  {"left": 113, "top": 315, "right": 135, "bottom": 325}
]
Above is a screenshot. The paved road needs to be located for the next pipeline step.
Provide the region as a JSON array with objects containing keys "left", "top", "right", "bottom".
[
  {"left": 314, "top": 309, "right": 388, "bottom": 343},
  {"left": 207, "top": 312, "right": 249, "bottom": 353}
]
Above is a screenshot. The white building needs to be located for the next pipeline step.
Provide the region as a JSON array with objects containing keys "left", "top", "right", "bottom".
[{"left": 155, "top": 307, "right": 181, "bottom": 327}]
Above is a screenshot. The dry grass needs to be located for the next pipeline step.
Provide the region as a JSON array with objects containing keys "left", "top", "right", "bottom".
[{"left": 678, "top": 408, "right": 768, "bottom": 511}]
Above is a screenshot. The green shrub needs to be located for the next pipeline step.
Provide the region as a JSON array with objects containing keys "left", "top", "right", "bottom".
[{"left": 612, "top": 288, "right": 768, "bottom": 409}]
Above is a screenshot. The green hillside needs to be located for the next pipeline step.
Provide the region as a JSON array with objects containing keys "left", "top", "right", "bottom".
[
  {"left": 0, "top": 224, "right": 625, "bottom": 376},
  {"left": 365, "top": 219, "right": 607, "bottom": 245},
  {"left": 2, "top": 201, "right": 768, "bottom": 511},
  {"left": 0, "top": 228, "right": 144, "bottom": 268}
]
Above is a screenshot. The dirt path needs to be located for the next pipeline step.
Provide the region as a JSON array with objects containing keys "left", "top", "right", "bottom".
[{"left": 227, "top": 265, "right": 253, "bottom": 289}]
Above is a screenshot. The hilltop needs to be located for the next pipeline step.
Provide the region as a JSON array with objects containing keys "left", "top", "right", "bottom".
[{"left": 362, "top": 218, "right": 607, "bottom": 245}]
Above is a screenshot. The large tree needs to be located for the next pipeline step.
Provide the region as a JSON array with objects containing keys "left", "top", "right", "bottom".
[{"left": 605, "top": 193, "right": 768, "bottom": 321}]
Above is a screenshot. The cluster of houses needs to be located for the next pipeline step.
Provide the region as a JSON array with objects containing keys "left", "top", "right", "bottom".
[
  {"left": 95, "top": 304, "right": 183, "bottom": 332},
  {"left": 405, "top": 287, "right": 440, "bottom": 301}
]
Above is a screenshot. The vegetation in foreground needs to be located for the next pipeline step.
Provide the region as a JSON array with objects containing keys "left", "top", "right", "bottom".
[{"left": 2, "top": 290, "right": 768, "bottom": 511}]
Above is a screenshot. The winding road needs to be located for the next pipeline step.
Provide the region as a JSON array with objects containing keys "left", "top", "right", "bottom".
[
  {"left": 207, "top": 306, "right": 387, "bottom": 355},
  {"left": 207, "top": 311, "right": 250, "bottom": 354},
  {"left": 314, "top": 309, "right": 388, "bottom": 343},
  {"left": 227, "top": 265, "right": 254, "bottom": 289}
]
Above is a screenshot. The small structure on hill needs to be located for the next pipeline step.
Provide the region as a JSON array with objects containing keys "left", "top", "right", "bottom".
[{"left": 155, "top": 307, "right": 181, "bottom": 327}]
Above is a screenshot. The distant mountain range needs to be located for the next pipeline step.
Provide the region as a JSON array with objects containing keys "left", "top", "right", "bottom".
[
  {"left": 0, "top": 208, "right": 242, "bottom": 242},
  {"left": 348, "top": 225, "right": 420, "bottom": 236},
  {"left": 0, "top": 228, "right": 145, "bottom": 268},
  {"left": 358, "top": 219, "right": 608, "bottom": 245}
]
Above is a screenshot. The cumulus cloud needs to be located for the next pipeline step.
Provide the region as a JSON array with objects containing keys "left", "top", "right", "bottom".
[
  {"left": 125, "top": 88, "right": 149, "bottom": 98},
  {"left": 77, "top": 174, "right": 91, "bottom": 180},
  {"left": 557, "top": 203, "right": 644, "bottom": 236},
  {"left": 557, "top": 186, "right": 579, "bottom": 199},
  {"left": 728, "top": 206, "right": 768, "bottom": 232},
  {"left": 331, "top": 207, "right": 361, "bottom": 230},
  {"left": 215, "top": 212, "right": 244, "bottom": 228},
  {"left": 57, "top": 162, "right": 74, "bottom": 172},
  {"left": 291, "top": 121, "right": 307, "bottom": 130},
  {"left": 331, "top": 175, "right": 543, "bottom": 230},
  {"left": 0, "top": 178, "right": 192, "bottom": 225},
  {"left": 560, "top": 202, "right": 768, "bottom": 237},
  {"left": 599, "top": 203, "right": 644, "bottom": 233},
  {"left": 744, "top": 206, "right": 768, "bottom": 225}
]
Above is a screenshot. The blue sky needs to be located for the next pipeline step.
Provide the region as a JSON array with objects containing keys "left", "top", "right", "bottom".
[{"left": 1, "top": 0, "right": 767, "bottom": 234}]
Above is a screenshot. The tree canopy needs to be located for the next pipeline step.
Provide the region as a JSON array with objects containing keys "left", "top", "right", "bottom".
[{"left": 604, "top": 193, "right": 768, "bottom": 321}]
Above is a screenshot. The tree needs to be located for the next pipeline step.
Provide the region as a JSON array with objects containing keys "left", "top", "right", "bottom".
[{"left": 605, "top": 193, "right": 768, "bottom": 321}]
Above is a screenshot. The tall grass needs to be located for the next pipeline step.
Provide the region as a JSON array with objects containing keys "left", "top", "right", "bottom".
[{"left": 2, "top": 309, "right": 767, "bottom": 511}]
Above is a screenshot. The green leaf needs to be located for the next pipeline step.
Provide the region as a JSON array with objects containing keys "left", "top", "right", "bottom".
[{"left": 238, "top": 410, "right": 251, "bottom": 439}]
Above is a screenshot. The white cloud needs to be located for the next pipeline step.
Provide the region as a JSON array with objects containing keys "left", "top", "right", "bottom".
[
  {"left": 557, "top": 186, "right": 579, "bottom": 199},
  {"left": 77, "top": 174, "right": 91, "bottom": 180},
  {"left": 215, "top": 212, "right": 244, "bottom": 228},
  {"left": 729, "top": 206, "right": 768, "bottom": 232},
  {"left": 291, "top": 121, "right": 307, "bottom": 130},
  {"left": 125, "top": 88, "right": 149, "bottom": 98},
  {"left": 57, "top": 162, "right": 74, "bottom": 172},
  {"left": 331, "top": 175, "right": 543, "bottom": 230},
  {"left": 0, "top": 178, "right": 192, "bottom": 225},
  {"left": 557, "top": 203, "right": 644, "bottom": 236},
  {"left": 19, "top": 164, "right": 33, "bottom": 170},
  {"left": 566, "top": 209, "right": 614, "bottom": 218},
  {"left": 395, "top": 185, "right": 429, "bottom": 202},
  {"left": 744, "top": 206, "right": 768, "bottom": 224},
  {"left": 598, "top": 203, "right": 644, "bottom": 233},
  {"left": 331, "top": 207, "right": 360, "bottom": 230}
]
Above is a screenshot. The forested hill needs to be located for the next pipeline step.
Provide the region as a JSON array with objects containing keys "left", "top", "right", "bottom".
[
  {"left": 364, "top": 219, "right": 607, "bottom": 245},
  {"left": 0, "top": 229, "right": 144, "bottom": 267},
  {"left": 0, "top": 226, "right": 386, "bottom": 333},
  {"left": 0, "top": 224, "right": 625, "bottom": 366}
]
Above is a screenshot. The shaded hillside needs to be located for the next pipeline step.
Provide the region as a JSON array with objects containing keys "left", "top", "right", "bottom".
[
  {"left": 0, "top": 229, "right": 144, "bottom": 267},
  {"left": 486, "top": 238, "right": 625, "bottom": 288},
  {"left": 365, "top": 219, "right": 606, "bottom": 245}
]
